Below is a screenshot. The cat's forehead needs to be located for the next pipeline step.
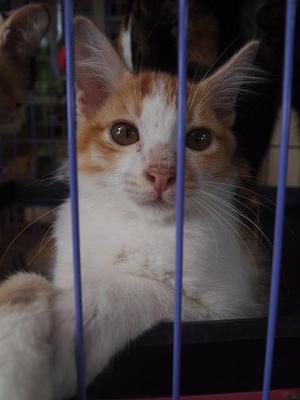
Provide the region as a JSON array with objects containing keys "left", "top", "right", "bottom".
[
  {"left": 101, "top": 70, "right": 209, "bottom": 145},
  {"left": 137, "top": 73, "right": 178, "bottom": 146}
]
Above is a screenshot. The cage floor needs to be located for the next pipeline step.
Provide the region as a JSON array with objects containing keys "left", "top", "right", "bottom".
[{"left": 65, "top": 317, "right": 300, "bottom": 399}]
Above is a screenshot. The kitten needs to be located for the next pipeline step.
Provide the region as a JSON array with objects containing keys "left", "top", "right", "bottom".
[
  {"left": 0, "top": 17, "right": 268, "bottom": 400},
  {"left": 0, "top": 3, "right": 50, "bottom": 135},
  {"left": 117, "top": 0, "right": 286, "bottom": 176}
]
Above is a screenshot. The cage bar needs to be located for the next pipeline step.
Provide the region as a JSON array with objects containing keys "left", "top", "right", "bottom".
[
  {"left": 262, "top": 0, "right": 297, "bottom": 399},
  {"left": 63, "top": 1, "right": 86, "bottom": 399},
  {"left": 172, "top": 1, "right": 188, "bottom": 400}
]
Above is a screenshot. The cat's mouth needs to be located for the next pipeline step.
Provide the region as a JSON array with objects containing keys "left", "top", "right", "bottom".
[
  {"left": 143, "top": 196, "right": 173, "bottom": 209},
  {"left": 128, "top": 189, "right": 174, "bottom": 209}
]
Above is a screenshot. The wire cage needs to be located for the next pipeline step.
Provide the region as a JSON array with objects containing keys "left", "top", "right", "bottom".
[{"left": 0, "top": 0, "right": 300, "bottom": 399}]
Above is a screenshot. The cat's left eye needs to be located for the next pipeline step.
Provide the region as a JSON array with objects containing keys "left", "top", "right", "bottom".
[
  {"left": 110, "top": 122, "right": 140, "bottom": 146},
  {"left": 186, "top": 129, "right": 212, "bottom": 151}
]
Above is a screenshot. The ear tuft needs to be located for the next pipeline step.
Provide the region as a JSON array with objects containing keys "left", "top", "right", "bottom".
[
  {"left": 74, "top": 16, "right": 127, "bottom": 119},
  {"left": 202, "top": 41, "right": 263, "bottom": 124},
  {"left": 0, "top": 4, "right": 50, "bottom": 59}
]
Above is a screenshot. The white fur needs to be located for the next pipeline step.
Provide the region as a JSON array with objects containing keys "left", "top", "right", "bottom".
[{"left": 0, "top": 284, "right": 53, "bottom": 399}]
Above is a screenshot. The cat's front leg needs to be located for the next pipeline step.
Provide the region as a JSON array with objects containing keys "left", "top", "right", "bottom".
[
  {"left": 0, "top": 273, "right": 54, "bottom": 400},
  {"left": 52, "top": 273, "right": 173, "bottom": 399}
]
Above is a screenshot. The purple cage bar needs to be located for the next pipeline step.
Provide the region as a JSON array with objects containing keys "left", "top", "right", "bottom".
[
  {"left": 262, "top": 0, "right": 297, "bottom": 399},
  {"left": 63, "top": 1, "right": 87, "bottom": 399},
  {"left": 62, "top": 0, "right": 297, "bottom": 399},
  {"left": 172, "top": 1, "right": 188, "bottom": 400}
]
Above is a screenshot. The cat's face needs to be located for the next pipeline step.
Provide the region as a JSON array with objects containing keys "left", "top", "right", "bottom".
[
  {"left": 75, "top": 18, "right": 258, "bottom": 219},
  {"left": 0, "top": 4, "right": 50, "bottom": 135}
]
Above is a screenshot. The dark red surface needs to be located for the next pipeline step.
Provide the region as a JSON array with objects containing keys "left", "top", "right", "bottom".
[{"left": 142, "top": 388, "right": 300, "bottom": 399}]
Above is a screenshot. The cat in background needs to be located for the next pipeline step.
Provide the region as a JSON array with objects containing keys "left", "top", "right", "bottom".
[
  {"left": 0, "top": 3, "right": 50, "bottom": 135},
  {"left": 0, "top": 3, "right": 51, "bottom": 284},
  {"left": 118, "top": 0, "right": 298, "bottom": 177},
  {"left": 0, "top": 17, "right": 268, "bottom": 400}
]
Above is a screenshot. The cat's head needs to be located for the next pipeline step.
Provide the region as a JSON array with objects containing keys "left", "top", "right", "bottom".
[
  {"left": 0, "top": 4, "right": 50, "bottom": 135},
  {"left": 75, "top": 17, "right": 259, "bottom": 220}
]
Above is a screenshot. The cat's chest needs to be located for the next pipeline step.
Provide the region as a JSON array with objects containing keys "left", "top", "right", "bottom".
[
  {"left": 55, "top": 201, "right": 226, "bottom": 288},
  {"left": 83, "top": 216, "right": 175, "bottom": 273}
]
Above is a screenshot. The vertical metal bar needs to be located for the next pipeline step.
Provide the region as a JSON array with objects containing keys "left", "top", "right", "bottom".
[
  {"left": 63, "top": 1, "right": 86, "bottom": 399},
  {"left": 172, "top": 1, "right": 188, "bottom": 400},
  {"left": 262, "top": 0, "right": 297, "bottom": 399}
]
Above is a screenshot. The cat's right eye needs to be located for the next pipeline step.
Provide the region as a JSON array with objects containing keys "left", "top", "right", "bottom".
[{"left": 110, "top": 122, "right": 140, "bottom": 146}]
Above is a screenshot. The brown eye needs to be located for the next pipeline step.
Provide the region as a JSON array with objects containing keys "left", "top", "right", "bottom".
[
  {"left": 110, "top": 122, "right": 139, "bottom": 146},
  {"left": 186, "top": 129, "right": 212, "bottom": 151}
]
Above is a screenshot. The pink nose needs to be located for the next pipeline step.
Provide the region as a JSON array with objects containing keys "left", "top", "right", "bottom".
[{"left": 144, "top": 168, "right": 176, "bottom": 193}]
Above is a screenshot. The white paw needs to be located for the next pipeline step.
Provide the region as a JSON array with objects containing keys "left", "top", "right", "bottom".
[{"left": 0, "top": 273, "right": 54, "bottom": 400}]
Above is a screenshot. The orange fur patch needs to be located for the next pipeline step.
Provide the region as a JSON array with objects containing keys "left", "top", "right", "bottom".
[{"left": 77, "top": 72, "right": 176, "bottom": 174}]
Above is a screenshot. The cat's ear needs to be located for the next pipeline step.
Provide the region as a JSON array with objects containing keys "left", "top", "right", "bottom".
[
  {"left": 74, "top": 16, "right": 127, "bottom": 119},
  {"left": 202, "top": 41, "right": 260, "bottom": 126},
  {"left": 0, "top": 4, "right": 50, "bottom": 59}
]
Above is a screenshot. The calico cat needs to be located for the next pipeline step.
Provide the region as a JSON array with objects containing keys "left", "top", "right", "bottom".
[
  {"left": 118, "top": 0, "right": 297, "bottom": 176},
  {"left": 0, "top": 3, "right": 50, "bottom": 135},
  {"left": 0, "top": 17, "right": 268, "bottom": 400}
]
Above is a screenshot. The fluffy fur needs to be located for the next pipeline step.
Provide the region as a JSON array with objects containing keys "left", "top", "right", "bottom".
[
  {"left": 0, "top": 3, "right": 50, "bottom": 135},
  {"left": 0, "top": 17, "right": 268, "bottom": 399},
  {"left": 0, "top": 273, "right": 53, "bottom": 400}
]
